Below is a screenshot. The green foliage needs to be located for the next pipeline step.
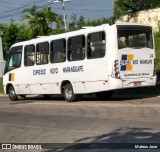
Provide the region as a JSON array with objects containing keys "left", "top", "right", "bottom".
[
  {"left": 0, "top": 5, "right": 64, "bottom": 57},
  {"left": 0, "top": 77, "right": 4, "bottom": 94},
  {"left": 154, "top": 32, "right": 160, "bottom": 72},
  {"left": 68, "top": 13, "right": 110, "bottom": 31},
  {"left": 113, "top": 0, "right": 160, "bottom": 19},
  {"left": 22, "top": 5, "right": 64, "bottom": 38},
  {"left": 86, "top": 18, "right": 110, "bottom": 27},
  {"left": 0, "top": 20, "right": 28, "bottom": 57}
]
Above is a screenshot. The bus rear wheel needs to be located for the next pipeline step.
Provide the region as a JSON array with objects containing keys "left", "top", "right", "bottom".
[
  {"left": 63, "top": 83, "right": 77, "bottom": 102},
  {"left": 8, "top": 86, "right": 18, "bottom": 101}
]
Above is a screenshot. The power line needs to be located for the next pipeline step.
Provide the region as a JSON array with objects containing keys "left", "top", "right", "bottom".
[
  {"left": 0, "top": 1, "right": 113, "bottom": 20},
  {"left": 0, "top": 2, "right": 51, "bottom": 20},
  {"left": 0, "top": 0, "right": 26, "bottom": 5},
  {"left": 0, "top": 6, "right": 112, "bottom": 20},
  {"left": 57, "top": 8, "right": 112, "bottom": 12},
  {"left": 0, "top": 0, "right": 45, "bottom": 17},
  {"left": 0, "top": 4, "right": 15, "bottom": 9}
]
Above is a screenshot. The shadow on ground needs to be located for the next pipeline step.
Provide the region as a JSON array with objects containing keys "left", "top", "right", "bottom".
[{"left": 44, "top": 127, "right": 160, "bottom": 152}]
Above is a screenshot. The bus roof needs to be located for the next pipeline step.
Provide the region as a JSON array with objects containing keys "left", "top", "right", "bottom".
[{"left": 11, "top": 23, "right": 152, "bottom": 48}]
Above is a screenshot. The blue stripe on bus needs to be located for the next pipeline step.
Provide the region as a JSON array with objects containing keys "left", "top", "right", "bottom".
[
  {"left": 121, "top": 55, "right": 127, "bottom": 60},
  {"left": 121, "top": 65, "right": 126, "bottom": 71},
  {"left": 9, "top": 73, "right": 12, "bottom": 81}
]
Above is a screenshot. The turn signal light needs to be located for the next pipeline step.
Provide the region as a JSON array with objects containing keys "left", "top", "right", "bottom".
[
  {"left": 114, "top": 60, "right": 120, "bottom": 78},
  {"left": 153, "top": 69, "right": 156, "bottom": 76}
]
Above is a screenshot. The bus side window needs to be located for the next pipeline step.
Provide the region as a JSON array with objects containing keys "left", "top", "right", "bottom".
[
  {"left": 24, "top": 44, "right": 35, "bottom": 66},
  {"left": 50, "top": 39, "right": 66, "bottom": 63},
  {"left": 36, "top": 42, "right": 49, "bottom": 65},
  {"left": 68, "top": 35, "right": 85, "bottom": 61},
  {"left": 87, "top": 31, "right": 105, "bottom": 59}
]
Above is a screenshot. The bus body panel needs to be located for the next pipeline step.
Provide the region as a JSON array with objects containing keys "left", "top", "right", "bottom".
[
  {"left": 108, "top": 76, "right": 122, "bottom": 90},
  {"left": 3, "top": 57, "right": 110, "bottom": 95},
  {"left": 122, "top": 77, "right": 156, "bottom": 88},
  {"left": 118, "top": 48, "right": 155, "bottom": 79}
]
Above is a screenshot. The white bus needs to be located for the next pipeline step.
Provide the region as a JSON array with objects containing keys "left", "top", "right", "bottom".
[{"left": 3, "top": 23, "right": 157, "bottom": 102}]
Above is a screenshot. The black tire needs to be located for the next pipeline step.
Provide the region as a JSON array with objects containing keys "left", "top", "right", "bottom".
[
  {"left": 63, "top": 83, "right": 77, "bottom": 102},
  {"left": 8, "top": 86, "right": 18, "bottom": 101},
  {"left": 96, "top": 91, "right": 113, "bottom": 100}
]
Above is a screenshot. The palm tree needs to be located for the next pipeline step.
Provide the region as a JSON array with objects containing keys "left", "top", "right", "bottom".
[
  {"left": 22, "top": 5, "right": 64, "bottom": 38},
  {"left": 22, "top": 5, "right": 43, "bottom": 38},
  {"left": 41, "top": 7, "right": 63, "bottom": 29}
]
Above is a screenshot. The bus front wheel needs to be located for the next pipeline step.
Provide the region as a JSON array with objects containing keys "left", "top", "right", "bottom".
[
  {"left": 8, "top": 86, "right": 18, "bottom": 101},
  {"left": 63, "top": 83, "right": 77, "bottom": 102}
]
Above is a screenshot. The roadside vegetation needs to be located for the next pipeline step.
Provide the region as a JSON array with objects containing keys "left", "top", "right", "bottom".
[
  {"left": 113, "top": 0, "right": 160, "bottom": 19},
  {"left": 0, "top": 77, "right": 3, "bottom": 93}
]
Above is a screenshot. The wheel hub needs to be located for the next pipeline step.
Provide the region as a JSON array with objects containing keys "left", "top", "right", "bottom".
[
  {"left": 66, "top": 88, "right": 72, "bottom": 99},
  {"left": 10, "top": 89, "right": 15, "bottom": 98}
]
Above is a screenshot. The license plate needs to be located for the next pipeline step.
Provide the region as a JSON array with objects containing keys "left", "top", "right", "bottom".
[{"left": 134, "top": 82, "right": 142, "bottom": 87}]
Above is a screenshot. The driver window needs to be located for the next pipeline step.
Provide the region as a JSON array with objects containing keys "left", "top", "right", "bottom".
[{"left": 5, "top": 45, "right": 22, "bottom": 73}]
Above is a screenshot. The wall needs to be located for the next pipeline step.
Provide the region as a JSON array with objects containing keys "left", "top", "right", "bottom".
[{"left": 117, "top": 8, "right": 160, "bottom": 31}]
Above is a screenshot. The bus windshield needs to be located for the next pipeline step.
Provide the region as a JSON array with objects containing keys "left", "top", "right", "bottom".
[
  {"left": 117, "top": 25, "right": 153, "bottom": 49},
  {"left": 4, "top": 46, "right": 22, "bottom": 74}
]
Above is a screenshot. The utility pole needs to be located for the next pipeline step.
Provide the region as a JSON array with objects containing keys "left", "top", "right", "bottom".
[
  {"left": 48, "top": 0, "right": 72, "bottom": 32},
  {"left": 0, "top": 30, "right": 6, "bottom": 77}
]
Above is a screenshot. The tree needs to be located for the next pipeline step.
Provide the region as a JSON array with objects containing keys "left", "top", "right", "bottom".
[
  {"left": 22, "top": 5, "right": 41, "bottom": 38},
  {"left": 41, "top": 7, "right": 64, "bottom": 30},
  {"left": 68, "top": 13, "right": 78, "bottom": 31},
  {"left": 22, "top": 5, "right": 63, "bottom": 38},
  {"left": 113, "top": 0, "right": 160, "bottom": 19},
  {"left": 77, "top": 16, "right": 85, "bottom": 29},
  {"left": 68, "top": 14, "right": 110, "bottom": 31},
  {"left": 0, "top": 20, "right": 28, "bottom": 56}
]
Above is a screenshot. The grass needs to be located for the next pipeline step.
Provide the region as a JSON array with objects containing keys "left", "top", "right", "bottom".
[
  {"left": 0, "top": 77, "right": 4, "bottom": 94},
  {"left": 155, "top": 32, "right": 160, "bottom": 71}
]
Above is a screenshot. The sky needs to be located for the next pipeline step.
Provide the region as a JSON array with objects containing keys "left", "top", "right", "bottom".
[{"left": 0, "top": 0, "right": 114, "bottom": 24}]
